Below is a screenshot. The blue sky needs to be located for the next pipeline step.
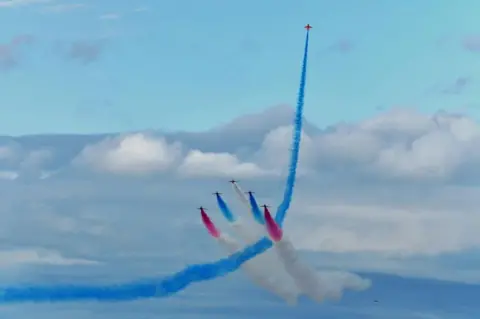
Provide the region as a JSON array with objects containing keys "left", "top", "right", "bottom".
[
  {"left": 3, "top": 1, "right": 480, "bottom": 318},
  {"left": 2, "top": 0, "right": 480, "bottom": 134}
]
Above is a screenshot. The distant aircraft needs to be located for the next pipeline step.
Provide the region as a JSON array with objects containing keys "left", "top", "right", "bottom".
[
  {"left": 304, "top": 24, "right": 312, "bottom": 30},
  {"left": 245, "top": 191, "right": 255, "bottom": 195},
  {"left": 197, "top": 206, "right": 207, "bottom": 212},
  {"left": 229, "top": 179, "right": 238, "bottom": 184},
  {"left": 261, "top": 204, "right": 270, "bottom": 209},
  {"left": 212, "top": 192, "right": 222, "bottom": 196}
]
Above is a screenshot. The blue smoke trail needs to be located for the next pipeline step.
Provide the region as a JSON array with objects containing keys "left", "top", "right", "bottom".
[
  {"left": 247, "top": 192, "right": 264, "bottom": 224},
  {"left": 0, "top": 29, "right": 310, "bottom": 304},
  {"left": 215, "top": 193, "right": 236, "bottom": 222},
  {"left": 275, "top": 31, "right": 309, "bottom": 226},
  {"left": 0, "top": 238, "right": 273, "bottom": 303}
]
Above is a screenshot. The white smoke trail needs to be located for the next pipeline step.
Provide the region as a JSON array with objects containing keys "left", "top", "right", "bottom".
[
  {"left": 230, "top": 219, "right": 300, "bottom": 301},
  {"left": 230, "top": 182, "right": 264, "bottom": 227},
  {"left": 272, "top": 236, "right": 371, "bottom": 303},
  {"left": 228, "top": 182, "right": 301, "bottom": 300},
  {"left": 216, "top": 234, "right": 298, "bottom": 305},
  {"left": 229, "top": 182, "right": 273, "bottom": 244},
  {"left": 231, "top": 182, "right": 250, "bottom": 208},
  {"left": 230, "top": 220, "right": 260, "bottom": 243},
  {"left": 229, "top": 182, "right": 370, "bottom": 302}
]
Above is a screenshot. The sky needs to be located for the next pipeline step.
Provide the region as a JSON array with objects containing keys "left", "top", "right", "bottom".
[
  {"left": 3, "top": 0, "right": 480, "bottom": 318},
  {"left": 2, "top": 0, "right": 480, "bottom": 134}
]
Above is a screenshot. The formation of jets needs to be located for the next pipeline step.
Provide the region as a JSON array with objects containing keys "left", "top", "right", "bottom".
[{"left": 196, "top": 23, "right": 380, "bottom": 305}]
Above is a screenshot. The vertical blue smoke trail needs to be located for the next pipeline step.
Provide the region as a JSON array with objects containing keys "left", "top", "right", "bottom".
[
  {"left": 247, "top": 192, "right": 264, "bottom": 224},
  {"left": 0, "top": 28, "right": 311, "bottom": 304},
  {"left": 275, "top": 30, "right": 309, "bottom": 226},
  {"left": 215, "top": 193, "right": 236, "bottom": 222}
]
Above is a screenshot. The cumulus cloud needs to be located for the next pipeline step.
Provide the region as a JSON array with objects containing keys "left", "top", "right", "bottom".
[
  {"left": 178, "top": 150, "right": 269, "bottom": 178},
  {"left": 304, "top": 108, "right": 480, "bottom": 182},
  {"left": 255, "top": 125, "right": 316, "bottom": 175},
  {"left": 75, "top": 133, "right": 182, "bottom": 175},
  {"left": 75, "top": 122, "right": 314, "bottom": 179},
  {"left": 2, "top": 106, "right": 480, "bottom": 300},
  {"left": 228, "top": 107, "right": 480, "bottom": 182},
  {"left": 49, "top": 106, "right": 480, "bottom": 184},
  {"left": 288, "top": 201, "right": 480, "bottom": 256},
  {"left": 20, "top": 149, "right": 52, "bottom": 168},
  {"left": 0, "top": 142, "right": 52, "bottom": 179}
]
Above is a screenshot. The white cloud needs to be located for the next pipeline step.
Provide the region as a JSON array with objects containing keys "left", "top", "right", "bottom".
[
  {"left": 75, "top": 133, "right": 182, "bottom": 175},
  {"left": 20, "top": 149, "right": 52, "bottom": 169},
  {"left": 314, "top": 124, "right": 383, "bottom": 165},
  {"left": 178, "top": 150, "right": 269, "bottom": 178},
  {"left": 0, "top": 249, "right": 99, "bottom": 267},
  {"left": 0, "top": 143, "right": 52, "bottom": 179},
  {"left": 66, "top": 108, "right": 480, "bottom": 182},
  {"left": 301, "top": 109, "right": 480, "bottom": 181},
  {"left": 2, "top": 105, "right": 480, "bottom": 309},
  {"left": 287, "top": 201, "right": 480, "bottom": 256},
  {"left": 359, "top": 108, "right": 435, "bottom": 136},
  {"left": 256, "top": 125, "right": 316, "bottom": 174}
]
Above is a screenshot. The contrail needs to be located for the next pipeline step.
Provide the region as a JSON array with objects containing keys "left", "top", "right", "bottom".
[
  {"left": 263, "top": 206, "right": 369, "bottom": 302},
  {"left": 0, "top": 25, "right": 312, "bottom": 303},
  {"left": 230, "top": 180, "right": 250, "bottom": 207},
  {"left": 200, "top": 209, "right": 298, "bottom": 305},
  {"left": 230, "top": 181, "right": 264, "bottom": 224}
]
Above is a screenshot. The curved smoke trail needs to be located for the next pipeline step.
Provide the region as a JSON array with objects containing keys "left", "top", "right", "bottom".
[
  {"left": 231, "top": 181, "right": 249, "bottom": 208},
  {"left": 0, "top": 28, "right": 311, "bottom": 304}
]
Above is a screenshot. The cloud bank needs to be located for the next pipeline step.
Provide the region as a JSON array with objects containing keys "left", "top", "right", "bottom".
[{"left": 1, "top": 106, "right": 480, "bottom": 297}]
